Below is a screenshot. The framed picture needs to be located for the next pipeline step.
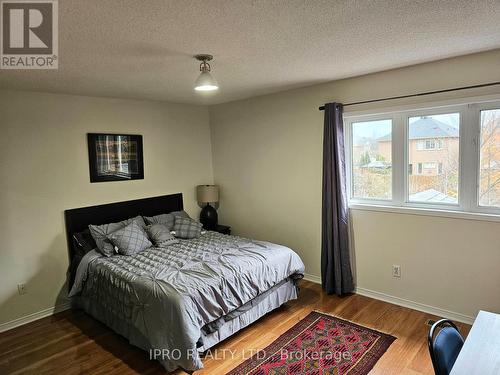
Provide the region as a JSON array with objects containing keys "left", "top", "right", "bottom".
[{"left": 87, "top": 133, "right": 144, "bottom": 183}]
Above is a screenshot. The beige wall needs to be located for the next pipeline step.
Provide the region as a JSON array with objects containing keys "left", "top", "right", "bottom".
[
  {"left": 0, "top": 90, "right": 213, "bottom": 326},
  {"left": 210, "top": 49, "right": 500, "bottom": 319}
]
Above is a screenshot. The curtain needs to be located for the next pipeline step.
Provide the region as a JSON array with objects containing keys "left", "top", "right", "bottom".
[{"left": 321, "top": 102, "right": 354, "bottom": 295}]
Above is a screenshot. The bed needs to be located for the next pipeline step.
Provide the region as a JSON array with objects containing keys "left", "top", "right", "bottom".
[{"left": 65, "top": 193, "right": 305, "bottom": 372}]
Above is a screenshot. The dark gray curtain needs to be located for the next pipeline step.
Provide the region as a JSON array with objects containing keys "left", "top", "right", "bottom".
[{"left": 321, "top": 102, "right": 354, "bottom": 295}]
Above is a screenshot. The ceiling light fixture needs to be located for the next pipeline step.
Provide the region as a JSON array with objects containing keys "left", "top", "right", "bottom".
[{"left": 194, "top": 54, "right": 219, "bottom": 92}]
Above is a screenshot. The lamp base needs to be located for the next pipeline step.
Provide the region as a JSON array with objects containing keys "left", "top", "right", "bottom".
[{"left": 200, "top": 204, "right": 218, "bottom": 230}]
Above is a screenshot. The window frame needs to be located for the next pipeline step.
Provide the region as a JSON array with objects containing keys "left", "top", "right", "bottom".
[
  {"left": 344, "top": 96, "right": 500, "bottom": 217},
  {"left": 472, "top": 102, "right": 500, "bottom": 215}
]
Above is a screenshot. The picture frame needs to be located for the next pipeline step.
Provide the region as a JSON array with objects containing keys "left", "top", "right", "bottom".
[{"left": 87, "top": 133, "right": 144, "bottom": 183}]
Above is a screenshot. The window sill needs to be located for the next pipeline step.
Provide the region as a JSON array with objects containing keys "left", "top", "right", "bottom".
[{"left": 349, "top": 203, "right": 500, "bottom": 223}]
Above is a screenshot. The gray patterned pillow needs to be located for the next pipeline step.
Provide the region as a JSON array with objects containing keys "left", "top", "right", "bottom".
[
  {"left": 143, "top": 210, "right": 190, "bottom": 230},
  {"left": 145, "top": 224, "right": 179, "bottom": 247},
  {"left": 173, "top": 217, "right": 203, "bottom": 239},
  {"left": 172, "top": 210, "right": 190, "bottom": 218},
  {"left": 89, "top": 216, "right": 146, "bottom": 257},
  {"left": 108, "top": 221, "right": 152, "bottom": 256},
  {"left": 144, "top": 213, "right": 175, "bottom": 229}
]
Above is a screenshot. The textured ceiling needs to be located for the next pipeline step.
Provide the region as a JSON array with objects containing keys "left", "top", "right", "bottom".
[{"left": 1, "top": 0, "right": 500, "bottom": 105}]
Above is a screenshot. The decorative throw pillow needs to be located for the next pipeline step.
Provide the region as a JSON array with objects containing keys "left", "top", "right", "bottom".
[
  {"left": 145, "top": 224, "right": 179, "bottom": 247},
  {"left": 89, "top": 216, "right": 146, "bottom": 257},
  {"left": 143, "top": 210, "right": 190, "bottom": 230},
  {"left": 108, "top": 221, "right": 152, "bottom": 256},
  {"left": 144, "top": 213, "right": 175, "bottom": 229},
  {"left": 173, "top": 217, "right": 203, "bottom": 239},
  {"left": 73, "top": 228, "right": 96, "bottom": 254},
  {"left": 172, "top": 210, "right": 190, "bottom": 219}
]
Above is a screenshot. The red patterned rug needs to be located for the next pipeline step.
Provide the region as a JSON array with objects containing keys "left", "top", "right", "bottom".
[{"left": 227, "top": 311, "right": 396, "bottom": 375}]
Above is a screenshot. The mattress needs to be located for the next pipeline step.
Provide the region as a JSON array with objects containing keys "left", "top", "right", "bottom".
[{"left": 70, "top": 231, "right": 305, "bottom": 372}]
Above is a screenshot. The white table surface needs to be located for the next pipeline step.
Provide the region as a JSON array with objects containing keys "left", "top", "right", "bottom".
[{"left": 450, "top": 310, "right": 500, "bottom": 375}]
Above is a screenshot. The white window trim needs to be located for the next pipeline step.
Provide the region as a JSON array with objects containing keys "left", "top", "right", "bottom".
[
  {"left": 349, "top": 203, "right": 500, "bottom": 223},
  {"left": 472, "top": 102, "right": 500, "bottom": 215},
  {"left": 344, "top": 94, "right": 500, "bottom": 219}
]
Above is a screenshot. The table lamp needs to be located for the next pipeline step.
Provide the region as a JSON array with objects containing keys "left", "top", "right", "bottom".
[{"left": 197, "top": 185, "right": 219, "bottom": 230}]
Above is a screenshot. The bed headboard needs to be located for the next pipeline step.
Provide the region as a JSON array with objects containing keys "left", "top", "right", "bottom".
[{"left": 64, "top": 193, "right": 183, "bottom": 286}]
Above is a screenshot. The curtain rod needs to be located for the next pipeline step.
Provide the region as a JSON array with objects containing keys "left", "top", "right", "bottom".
[{"left": 318, "top": 81, "right": 500, "bottom": 111}]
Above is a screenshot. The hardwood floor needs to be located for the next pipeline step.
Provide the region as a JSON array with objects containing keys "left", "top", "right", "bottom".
[{"left": 0, "top": 280, "right": 470, "bottom": 374}]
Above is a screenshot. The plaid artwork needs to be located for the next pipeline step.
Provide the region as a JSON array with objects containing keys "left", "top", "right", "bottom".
[
  {"left": 108, "top": 221, "right": 152, "bottom": 255},
  {"left": 95, "top": 135, "right": 139, "bottom": 177},
  {"left": 173, "top": 217, "right": 203, "bottom": 239}
]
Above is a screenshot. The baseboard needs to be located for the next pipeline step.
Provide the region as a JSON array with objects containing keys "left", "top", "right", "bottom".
[
  {"left": 356, "top": 287, "right": 475, "bottom": 325},
  {"left": 303, "top": 273, "right": 321, "bottom": 284},
  {"left": 0, "top": 301, "right": 72, "bottom": 333},
  {"left": 301, "top": 273, "right": 474, "bottom": 325}
]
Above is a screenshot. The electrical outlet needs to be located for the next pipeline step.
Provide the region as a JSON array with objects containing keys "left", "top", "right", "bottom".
[
  {"left": 17, "top": 283, "right": 27, "bottom": 295},
  {"left": 392, "top": 265, "right": 401, "bottom": 278}
]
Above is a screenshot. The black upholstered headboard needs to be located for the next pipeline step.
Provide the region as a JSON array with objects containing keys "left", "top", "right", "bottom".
[{"left": 64, "top": 193, "right": 183, "bottom": 286}]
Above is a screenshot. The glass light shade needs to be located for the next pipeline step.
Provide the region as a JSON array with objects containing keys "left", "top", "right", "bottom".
[{"left": 194, "top": 71, "right": 219, "bottom": 91}]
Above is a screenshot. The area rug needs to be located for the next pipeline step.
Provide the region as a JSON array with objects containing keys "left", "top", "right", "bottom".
[{"left": 227, "top": 311, "right": 396, "bottom": 375}]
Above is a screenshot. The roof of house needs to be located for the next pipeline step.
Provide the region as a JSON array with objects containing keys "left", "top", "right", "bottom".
[
  {"left": 409, "top": 189, "right": 456, "bottom": 203},
  {"left": 360, "top": 160, "right": 391, "bottom": 169},
  {"left": 377, "top": 117, "right": 459, "bottom": 141}
]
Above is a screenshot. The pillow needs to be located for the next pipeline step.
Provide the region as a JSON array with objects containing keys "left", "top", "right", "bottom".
[
  {"left": 144, "top": 213, "right": 175, "bottom": 229},
  {"left": 172, "top": 210, "right": 190, "bottom": 219},
  {"left": 143, "top": 210, "right": 190, "bottom": 230},
  {"left": 108, "top": 221, "right": 152, "bottom": 256},
  {"left": 145, "top": 224, "right": 179, "bottom": 247},
  {"left": 173, "top": 216, "right": 203, "bottom": 239},
  {"left": 73, "top": 229, "right": 96, "bottom": 254},
  {"left": 89, "top": 216, "right": 146, "bottom": 257}
]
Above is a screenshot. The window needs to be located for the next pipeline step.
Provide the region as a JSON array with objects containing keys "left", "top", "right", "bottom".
[
  {"left": 408, "top": 113, "right": 459, "bottom": 204},
  {"left": 422, "top": 162, "right": 437, "bottom": 169},
  {"left": 479, "top": 108, "right": 500, "bottom": 208},
  {"left": 417, "top": 163, "right": 423, "bottom": 174},
  {"left": 416, "top": 139, "right": 443, "bottom": 150},
  {"left": 351, "top": 119, "right": 392, "bottom": 200},
  {"left": 345, "top": 98, "right": 500, "bottom": 216}
]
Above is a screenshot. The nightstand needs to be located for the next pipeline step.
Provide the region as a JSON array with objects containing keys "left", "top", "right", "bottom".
[{"left": 214, "top": 224, "right": 231, "bottom": 235}]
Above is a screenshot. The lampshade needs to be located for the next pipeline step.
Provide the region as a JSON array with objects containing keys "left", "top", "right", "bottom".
[
  {"left": 197, "top": 185, "right": 219, "bottom": 203},
  {"left": 194, "top": 54, "right": 219, "bottom": 92},
  {"left": 194, "top": 71, "right": 219, "bottom": 91}
]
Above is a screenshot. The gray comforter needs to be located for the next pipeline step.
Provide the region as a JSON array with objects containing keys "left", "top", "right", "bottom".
[{"left": 70, "top": 231, "right": 305, "bottom": 371}]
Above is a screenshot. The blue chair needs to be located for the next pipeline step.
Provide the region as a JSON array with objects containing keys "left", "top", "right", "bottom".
[{"left": 428, "top": 319, "right": 464, "bottom": 375}]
